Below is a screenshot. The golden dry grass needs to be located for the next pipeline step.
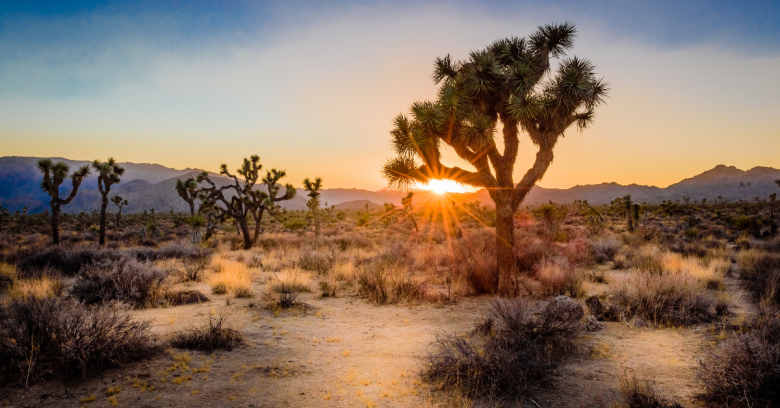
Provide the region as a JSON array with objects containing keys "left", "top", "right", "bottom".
[
  {"left": 209, "top": 259, "right": 252, "bottom": 297},
  {"left": 8, "top": 275, "right": 62, "bottom": 300}
]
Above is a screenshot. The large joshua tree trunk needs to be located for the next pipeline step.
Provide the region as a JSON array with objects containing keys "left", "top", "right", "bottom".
[
  {"left": 50, "top": 204, "right": 60, "bottom": 245},
  {"left": 99, "top": 194, "right": 109, "bottom": 245},
  {"left": 494, "top": 200, "right": 515, "bottom": 295},
  {"left": 187, "top": 200, "right": 195, "bottom": 217},
  {"left": 237, "top": 216, "right": 252, "bottom": 250}
]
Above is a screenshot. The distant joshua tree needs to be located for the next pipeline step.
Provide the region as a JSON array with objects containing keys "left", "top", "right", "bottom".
[
  {"left": 380, "top": 23, "right": 608, "bottom": 294},
  {"left": 303, "top": 177, "right": 323, "bottom": 238},
  {"left": 37, "top": 159, "right": 91, "bottom": 245},
  {"left": 92, "top": 158, "right": 125, "bottom": 245},
  {"left": 111, "top": 196, "right": 128, "bottom": 228},
  {"left": 623, "top": 195, "right": 634, "bottom": 233},
  {"left": 197, "top": 155, "right": 296, "bottom": 249},
  {"left": 175, "top": 176, "right": 199, "bottom": 216},
  {"left": 380, "top": 192, "right": 419, "bottom": 231}
]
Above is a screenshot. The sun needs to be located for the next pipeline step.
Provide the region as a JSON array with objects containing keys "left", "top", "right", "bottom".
[{"left": 421, "top": 179, "right": 469, "bottom": 194}]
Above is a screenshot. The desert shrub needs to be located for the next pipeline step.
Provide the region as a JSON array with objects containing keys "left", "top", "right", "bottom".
[
  {"left": 169, "top": 313, "right": 244, "bottom": 352},
  {"left": 620, "top": 374, "right": 683, "bottom": 408},
  {"left": 129, "top": 241, "right": 211, "bottom": 262},
  {"left": 297, "top": 249, "right": 332, "bottom": 274},
  {"left": 534, "top": 257, "right": 584, "bottom": 298},
  {"left": 357, "top": 268, "right": 390, "bottom": 304},
  {"left": 245, "top": 254, "right": 263, "bottom": 269},
  {"left": 17, "top": 246, "right": 124, "bottom": 277},
  {"left": 738, "top": 251, "right": 780, "bottom": 304},
  {"left": 165, "top": 290, "right": 209, "bottom": 306},
  {"left": 268, "top": 269, "right": 312, "bottom": 294},
  {"left": 514, "top": 235, "right": 552, "bottom": 273},
  {"left": 611, "top": 269, "right": 716, "bottom": 325},
  {"left": 0, "top": 263, "right": 15, "bottom": 293},
  {"left": 71, "top": 259, "right": 168, "bottom": 308},
  {"left": 448, "top": 231, "right": 497, "bottom": 294},
  {"left": 696, "top": 314, "right": 780, "bottom": 406},
  {"left": 668, "top": 241, "right": 709, "bottom": 258},
  {"left": 176, "top": 260, "right": 209, "bottom": 283},
  {"left": 0, "top": 297, "right": 159, "bottom": 384},
  {"left": 421, "top": 298, "right": 582, "bottom": 400},
  {"left": 591, "top": 236, "right": 622, "bottom": 262}
]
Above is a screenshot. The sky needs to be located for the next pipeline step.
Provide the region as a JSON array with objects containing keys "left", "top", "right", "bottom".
[{"left": 1, "top": 0, "right": 779, "bottom": 192}]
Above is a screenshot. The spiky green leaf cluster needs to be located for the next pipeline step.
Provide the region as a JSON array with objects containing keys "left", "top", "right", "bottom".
[{"left": 381, "top": 22, "right": 608, "bottom": 191}]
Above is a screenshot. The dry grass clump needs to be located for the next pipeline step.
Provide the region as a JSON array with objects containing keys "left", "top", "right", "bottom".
[
  {"left": 297, "top": 249, "right": 333, "bottom": 275},
  {"left": 447, "top": 230, "right": 497, "bottom": 294},
  {"left": 169, "top": 313, "right": 244, "bottom": 352},
  {"left": 0, "top": 263, "right": 15, "bottom": 294},
  {"left": 612, "top": 269, "right": 716, "bottom": 326},
  {"left": 0, "top": 297, "right": 160, "bottom": 384},
  {"left": 696, "top": 313, "right": 780, "bottom": 406},
  {"left": 619, "top": 374, "right": 683, "bottom": 408},
  {"left": 71, "top": 259, "right": 168, "bottom": 308},
  {"left": 533, "top": 257, "right": 585, "bottom": 298},
  {"left": 8, "top": 275, "right": 64, "bottom": 300},
  {"left": 268, "top": 268, "right": 312, "bottom": 294},
  {"left": 357, "top": 263, "right": 428, "bottom": 304},
  {"left": 421, "top": 298, "right": 582, "bottom": 401},
  {"left": 209, "top": 260, "right": 252, "bottom": 297}
]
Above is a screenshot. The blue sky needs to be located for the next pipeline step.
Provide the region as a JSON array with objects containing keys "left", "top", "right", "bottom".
[{"left": 1, "top": 0, "right": 779, "bottom": 190}]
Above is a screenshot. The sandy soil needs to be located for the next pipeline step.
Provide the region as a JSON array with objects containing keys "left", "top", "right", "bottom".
[{"left": 0, "top": 265, "right": 753, "bottom": 408}]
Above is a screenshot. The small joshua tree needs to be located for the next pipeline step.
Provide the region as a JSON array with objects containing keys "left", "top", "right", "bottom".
[
  {"left": 387, "top": 191, "right": 418, "bottom": 232},
  {"left": 92, "top": 158, "right": 125, "bottom": 245},
  {"left": 303, "top": 177, "right": 323, "bottom": 238},
  {"left": 111, "top": 195, "right": 128, "bottom": 228},
  {"left": 623, "top": 195, "right": 634, "bottom": 233},
  {"left": 198, "top": 155, "right": 295, "bottom": 249},
  {"left": 37, "top": 159, "right": 91, "bottom": 245},
  {"left": 175, "top": 176, "right": 199, "bottom": 216}
]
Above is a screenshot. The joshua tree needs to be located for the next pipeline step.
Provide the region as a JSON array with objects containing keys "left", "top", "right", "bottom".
[
  {"left": 111, "top": 195, "right": 128, "bottom": 228},
  {"left": 92, "top": 158, "right": 125, "bottom": 246},
  {"left": 381, "top": 23, "right": 608, "bottom": 294},
  {"left": 623, "top": 195, "right": 634, "bottom": 233},
  {"left": 175, "top": 176, "right": 199, "bottom": 216},
  {"left": 382, "top": 191, "right": 419, "bottom": 232},
  {"left": 198, "top": 155, "right": 295, "bottom": 249},
  {"left": 303, "top": 177, "right": 323, "bottom": 238},
  {"left": 253, "top": 168, "right": 296, "bottom": 243},
  {"left": 37, "top": 159, "right": 91, "bottom": 245}
]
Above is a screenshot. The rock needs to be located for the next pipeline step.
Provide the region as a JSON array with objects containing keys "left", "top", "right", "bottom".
[
  {"left": 585, "top": 296, "right": 605, "bottom": 320},
  {"left": 584, "top": 315, "right": 605, "bottom": 331},
  {"left": 544, "top": 295, "right": 584, "bottom": 323}
]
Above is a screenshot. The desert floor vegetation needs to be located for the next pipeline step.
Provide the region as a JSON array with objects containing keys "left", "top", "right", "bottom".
[{"left": 1, "top": 194, "right": 779, "bottom": 407}]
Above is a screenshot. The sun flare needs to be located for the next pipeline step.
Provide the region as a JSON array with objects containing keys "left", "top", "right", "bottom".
[{"left": 421, "top": 179, "right": 469, "bottom": 194}]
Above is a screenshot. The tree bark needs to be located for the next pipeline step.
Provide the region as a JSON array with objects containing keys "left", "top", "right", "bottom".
[
  {"left": 188, "top": 200, "right": 195, "bottom": 217},
  {"left": 51, "top": 204, "right": 60, "bottom": 245},
  {"left": 626, "top": 208, "right": 634, "bottom": 233},
  {"left": 99, "top": 194, "right": 109, "bottom": 245},
  {"left": 238, "top": 217, "right": 252, "bottom": 250},
  {"left": 495, "top": 201, "right": 515, "bottom": 296},
  {"left": 251, "top": 209, "right": 265, "bottom": 245}
]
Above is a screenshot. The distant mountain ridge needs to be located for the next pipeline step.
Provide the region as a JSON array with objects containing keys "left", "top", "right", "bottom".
[{"left": 1, "top": 156, "right": 779, "bottom": 213}]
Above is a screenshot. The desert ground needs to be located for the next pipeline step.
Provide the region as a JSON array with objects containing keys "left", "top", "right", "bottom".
[{"left": 1, "top": 198, "right": 777, "bottom": 408}]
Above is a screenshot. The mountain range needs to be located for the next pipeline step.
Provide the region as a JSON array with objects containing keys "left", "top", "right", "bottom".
[{"left": 1, "top": 156, "right": 779, "bottom": 213}]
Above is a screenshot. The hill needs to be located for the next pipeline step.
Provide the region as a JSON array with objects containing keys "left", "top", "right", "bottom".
[{"left": 2, "top": 156, "right": 780, "bottom": 212}]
